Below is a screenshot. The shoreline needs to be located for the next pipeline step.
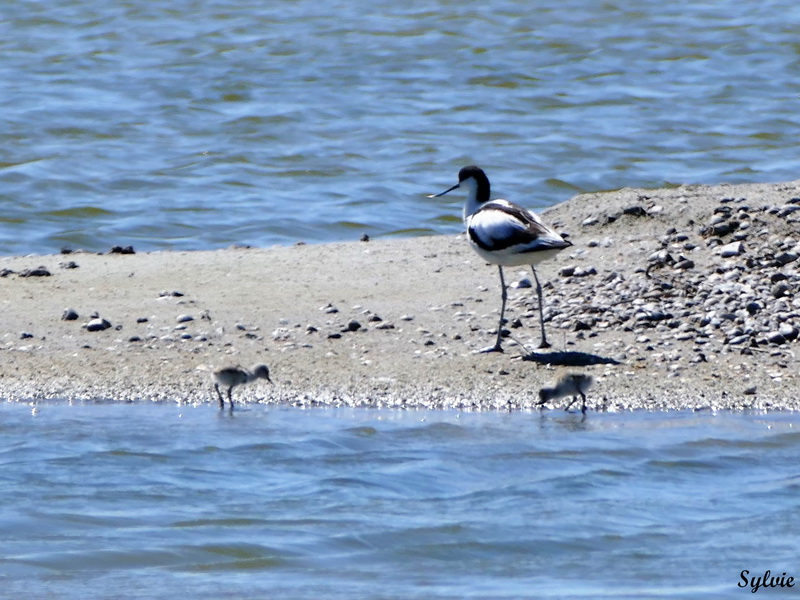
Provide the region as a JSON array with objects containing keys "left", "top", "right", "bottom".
[{"left": 2, "top": 179, "right": 799, "bottom": 411}]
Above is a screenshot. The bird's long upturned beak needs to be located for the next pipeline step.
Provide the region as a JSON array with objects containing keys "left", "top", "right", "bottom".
[{"left": 427, "top": 182, "right": 460, "bottom": 198}]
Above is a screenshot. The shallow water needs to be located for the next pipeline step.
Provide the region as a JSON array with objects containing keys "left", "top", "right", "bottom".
[
  {"left": 1, "top": 0, "right": 799, "bottom": 254},
  {"left": 2, "top": 402, "right": 799, "bottom": 598}
]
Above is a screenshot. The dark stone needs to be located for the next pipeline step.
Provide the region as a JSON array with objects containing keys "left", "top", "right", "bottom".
[
  {"left": 745, "top": 302, "right": 761, "bottom": 315},
  {"left": 19, "top": 266, "right": 51, "bottom": 277},
  {"left": 775, "top": 252, "right": 799, "bottom": 266},
  {"left": 343, "top": 320, "right": 361, "bottom": 332},
  {"left": 772, "top": 282, "right": 791, "bottom": 298},
  {"left": 85, "top": 318, "right": 112, "bottom": 332},
  {"left": 623, "top": 205, "right": 648, "bottom": 217},
  {"left": 573, "top": 320, "right": 592, "bottom": 332}
]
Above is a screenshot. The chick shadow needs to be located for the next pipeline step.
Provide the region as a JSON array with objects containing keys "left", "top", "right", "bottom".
[{"left": 521, "top": 349, "right": 621, "bottom": 367}]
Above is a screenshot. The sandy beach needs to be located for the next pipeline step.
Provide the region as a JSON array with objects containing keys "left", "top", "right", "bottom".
[{"left": 2, "top": 180, "right": 799, "bottom": 411}]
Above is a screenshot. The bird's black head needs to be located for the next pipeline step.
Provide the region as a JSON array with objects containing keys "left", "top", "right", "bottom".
[
  {"left": 430, "top": 165, "right": 491, "bottom": 203},
  {"left": 457, "top": 165, "right": 491, "bottom": 203},
  {"left": 458, "top": 165, "right": 486, "bottom": 183}
]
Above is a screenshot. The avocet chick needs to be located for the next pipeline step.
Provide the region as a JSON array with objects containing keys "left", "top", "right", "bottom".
[
  {"left": 538, "top": 372, "right": 594, "bottom": 414},
  {"left": 213, "top": 364, "right": 272, "bottom": 410}
]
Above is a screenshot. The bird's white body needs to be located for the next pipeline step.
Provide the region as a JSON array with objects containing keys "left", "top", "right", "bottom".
[
  {"left": 459, "top": 172, "right": 570, "bottom": 267},
  {"left": 467, "top": 199, "right": 571, "bottom": 267}
]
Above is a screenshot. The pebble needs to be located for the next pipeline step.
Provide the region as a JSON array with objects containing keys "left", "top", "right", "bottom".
[
  {"left": 623, "top": 205, "right": 648, "bottom": 217},
  {"left": 573, "top": 266, "right": 597, "bottom": 277},
  {"left": 766, "top": 331, "right": 787, "bottom": 345},
  {"left": 772, "top": 282, "right": 791, "bottom": 299},
  {"left": 511, "top": 278, "right": 532, "bottom": 289},
  {"left": 559, "top": 265, "right": 576, "bottom": 277},
  {"left": 62, "top": 308, "right": 79, "bottom": 321},
  {"left": 745, "top": 302, "right": 761, "bottom": 315},
  {"left": 176, "top": 314, "right": 194, "bottom": 323},
  {"left": 19, "top": 266, "right": 51, "bottom": 277},
  {"left": 779, "top": 323, "right": 798, "bottom": 341},
  {"left": 343, "top": 320, "right": 362, "bottom": 332},
  {"left": 85, "top": 318, "right": 112, "bottom": 332},
  {"left": 718, "top": 241, "right": 744, "bottom": 257},
  {"left": 771, "top": 273, "right": 788, "bottom": 283},
  {"left": 587, "top": 237, "right": 614, "bottom": 248},
  {"left": 774, "top": 251, "right": 798, "bottom": 266}
]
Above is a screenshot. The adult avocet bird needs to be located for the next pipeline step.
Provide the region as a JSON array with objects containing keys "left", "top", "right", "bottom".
[
  {"left": 430, "top": 165, "right": 572, "bottom": 353},
  {"left": 538, "top": 372, "right": 594, "bottom": 414},
  {"left": 213, "top": 364, "right": 272, "bottom": 410}
]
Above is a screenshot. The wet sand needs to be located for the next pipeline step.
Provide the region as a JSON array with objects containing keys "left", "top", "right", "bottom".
[{"left": 2, "top": 180, "right": 799, "bottom": 411}]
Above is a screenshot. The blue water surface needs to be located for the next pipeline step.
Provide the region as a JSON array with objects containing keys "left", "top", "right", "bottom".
[
  {"left": 1, "top": 402, "right": 798, "bottom": 599},
  {"left": 1, "top": 0, "right": 799, "bottom": 254}
]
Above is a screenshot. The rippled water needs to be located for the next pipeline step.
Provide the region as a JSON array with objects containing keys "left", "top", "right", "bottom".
[
  {"left": 2, "top": 402, "right": 799, "bottom": 599},
  {"left": 1, "top": 0, "right": 799, "bottom": 254}
]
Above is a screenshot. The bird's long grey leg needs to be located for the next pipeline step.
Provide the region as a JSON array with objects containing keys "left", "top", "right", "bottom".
[
  {"left": 531, "top": 265, "right": 551, "bottom": 349},
  {"left": 228, "top": 386, "right": 234, "bottom": 412},
  {"left": 580, "top": 391, "right": 587, "bottom": 415},
  {"left": 477, "top": 266, "right": 507, "bottom": 353},
  {"left": 215, "top": 383, "right": 225, "bottom": 410}
]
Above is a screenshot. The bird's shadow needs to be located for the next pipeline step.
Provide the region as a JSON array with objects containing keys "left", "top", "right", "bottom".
[{"left": 520, "top": 350, "right": 621, "bottom": 366}]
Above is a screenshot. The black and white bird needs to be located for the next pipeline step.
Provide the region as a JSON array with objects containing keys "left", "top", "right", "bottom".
[
  {"left": 431, "top": 165, "right": 572, "bottom": 353},
  {"left": 212, "top": 364, "right": 272, "bottom": 410}
]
